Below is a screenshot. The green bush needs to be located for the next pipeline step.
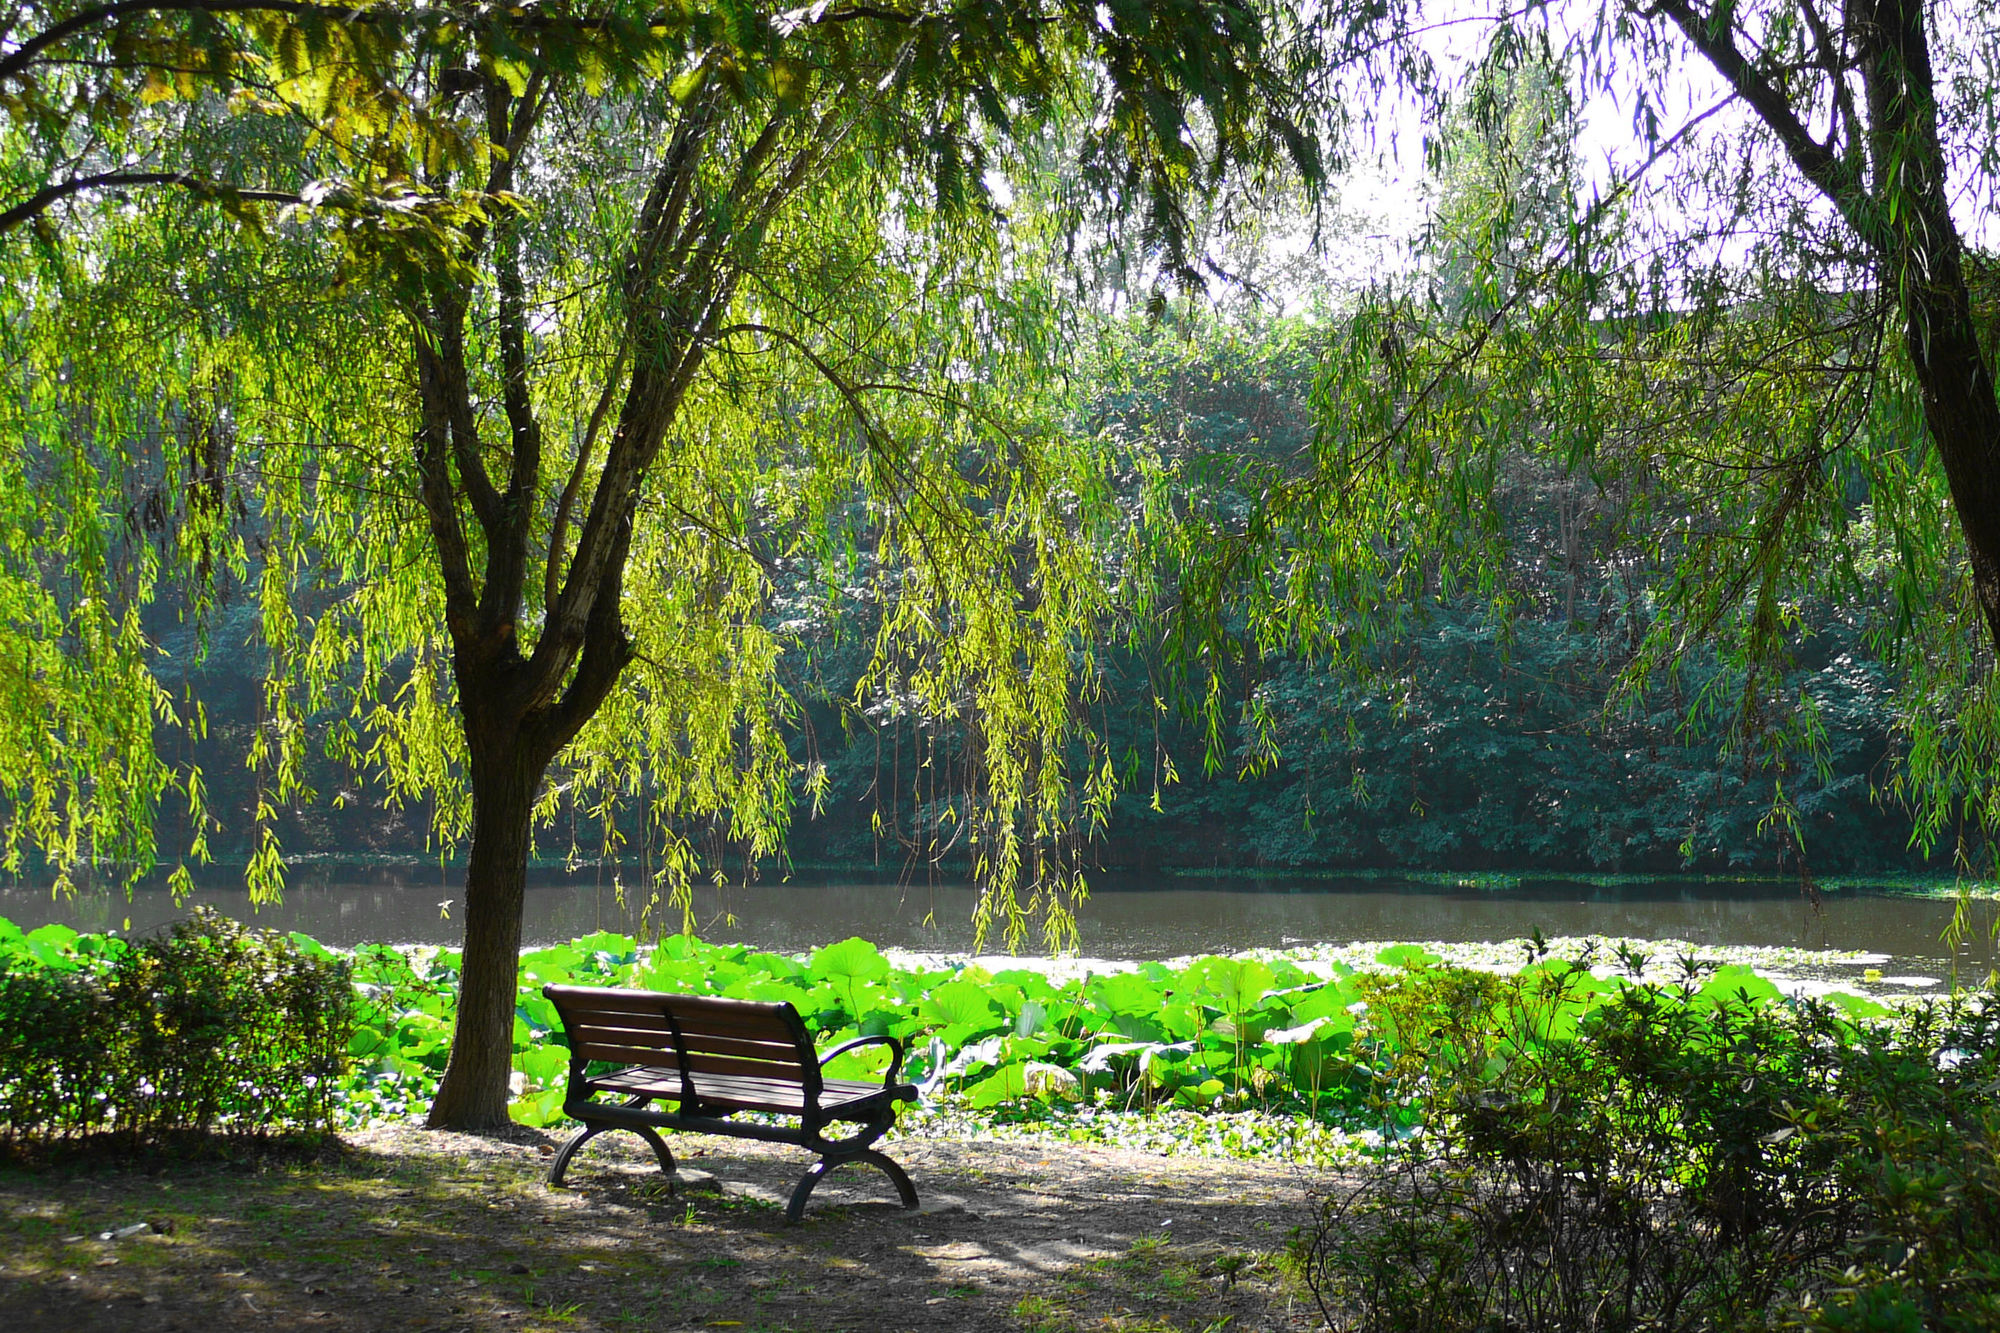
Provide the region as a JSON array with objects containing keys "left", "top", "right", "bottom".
[
  {"left": 1300, "top": 942, "right": 2000, "bottom": 1333},
  {"left": 0, "top": 908, "right": 351, "bottom": 1146}
]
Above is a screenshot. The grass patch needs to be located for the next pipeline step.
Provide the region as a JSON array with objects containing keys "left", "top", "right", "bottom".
[{"left": 1011, "top": 1234, "right": 1286, "bottom": 1332}]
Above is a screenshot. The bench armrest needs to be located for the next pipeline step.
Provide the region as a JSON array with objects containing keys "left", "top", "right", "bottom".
[{"left": 817, "top": 1034, "right": 905, "bottom": 1086}]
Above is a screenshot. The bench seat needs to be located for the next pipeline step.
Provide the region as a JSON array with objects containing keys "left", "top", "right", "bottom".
[
  {"left": 585, "top": 1066, "right": 905, "bottom": 1117},
  {"left": 543, "top": 984, "right": 921, "bottom": 1223}
]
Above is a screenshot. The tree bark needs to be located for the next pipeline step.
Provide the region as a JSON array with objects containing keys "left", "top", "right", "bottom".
[
  {"left": 423, "top": 683, "right": 544, "bottom": 1131},
  {"left": 1896, "top": 245, "right": 2000, "bottom": 653},
  {"left": 1862, "top": 0, "right": 2000, "bottom": 653},
  {"left": 411, "top": 93, "right": 766, "bottom": 1131}
]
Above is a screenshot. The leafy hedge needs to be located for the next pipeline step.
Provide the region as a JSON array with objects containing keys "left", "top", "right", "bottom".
[
  {"left": 1300, "top": 940, "right": 1999, "bottom": 1333},
  {"left": 0, "top": 908, "right": 351, "bottom": 1145}
]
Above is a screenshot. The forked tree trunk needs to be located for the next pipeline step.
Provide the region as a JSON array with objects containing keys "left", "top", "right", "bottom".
[{"left": 424, "top": 709, "right": 544, "bottom": 1131}]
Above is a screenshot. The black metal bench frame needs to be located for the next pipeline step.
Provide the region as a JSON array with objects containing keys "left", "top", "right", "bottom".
[{"left": 542, "top": 984, "right": 920, "bottom": 1223}]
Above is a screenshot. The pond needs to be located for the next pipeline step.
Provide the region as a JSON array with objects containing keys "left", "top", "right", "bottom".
[{"left": 3, "top": 868, "right": 1994, "bottom": 981}]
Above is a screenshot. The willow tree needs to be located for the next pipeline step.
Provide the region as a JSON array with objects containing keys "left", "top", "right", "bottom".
[
  {"left": 1142, "top": 2, "right": 2000, "bottom": 875},
  {"left": 0, "top": 0, "right": 1371, "bottom": 1128}
]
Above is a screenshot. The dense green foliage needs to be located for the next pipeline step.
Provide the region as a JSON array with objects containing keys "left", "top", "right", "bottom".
[
  {"left": 305, "top": 923, "right": 1887, "bottom": 1134},
  {"left": 153, "top": 313, "right": 1938, "bottom": 878},
  {"left": 1079, "top": 316, "right": 1933, "bottom": 874},
  {"left": 1149, "top": 1, "right": 2000, "bottom": 880},
  {"left": 346, "top": 929, "right": 1400, "bottom": 1128},
  {"left": 773, "top": 312, "right": 1935, "bottom": 877},
  {"left": 0, "top": 908, "right": 350, "bottom": 1146},
  {"left": 1303, "top": 943, "right": 2000, "bottom": 1332}
]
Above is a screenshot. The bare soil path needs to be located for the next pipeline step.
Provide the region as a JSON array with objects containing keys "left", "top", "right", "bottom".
[{"left": 0, "top": 1124, "right": 1334, "bottom": 1332}]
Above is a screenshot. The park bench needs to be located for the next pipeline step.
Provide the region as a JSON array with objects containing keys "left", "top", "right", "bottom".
[{"left": 542, "top": 984, "right": 921, "bottom": 1223}]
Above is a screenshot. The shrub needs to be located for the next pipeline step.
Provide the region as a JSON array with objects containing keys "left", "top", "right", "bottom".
[
  {"left": 1301, "top": 942, "right": 2000, "bottom": 1333},
  {"left": 0, "top": 907, "right": 352, "bottom": 1146}
]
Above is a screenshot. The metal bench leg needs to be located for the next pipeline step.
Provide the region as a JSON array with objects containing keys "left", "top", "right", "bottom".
[
  {"left": 548, "top": 1098, "right": 676, "bottom": 1187},
  {"left": 785, "top": 1158, "right": 833, "bottom": 1223},
  {"left": 631, "top": 1124, "right": 678, "bottom": 1179},
  {"left": 547, "top": 1124, "right": 600, "bottom": 1187},
  {"left": 785, "top": 1149, "right": 920, "bottom": 1223},
  {"left": 855, "top": 1149, "right": 920, "bottom": 1210}
]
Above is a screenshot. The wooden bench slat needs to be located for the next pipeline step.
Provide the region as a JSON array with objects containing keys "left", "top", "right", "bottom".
[
  {"left": 562, "top": 1008, "right": 678, "bottom": 1032},
  {"left": 587, "top": 1068, "right": 808, "bottom": 1113},
  {"left": 664, "top": 1009, "right": 806, "bottom": 1041},
  {"left": 548, "top": 985, "right": 659, "bottom": 1002},
  {"left": 567, "top": 1027, "right": 679, "bottom": 1054},
  {"left": 675, "top": 1050, "right": 813, "bottom": 1082},
  {"left": 656, "top": 1032, "right": 802, "bottom": 1061},
  {"left": 661, "top": 994, "right": 797, "bottom": 1015},
  {"left": 585, "top": 1066, "right": 906, "bottom": 1115},
  {"left": 574, "top": 1039, "right": 689, "bottom": 1066},
  {"left": 567, "top": 1021, "right": 799, "bottom": 1062},
  {"left": 566, "top": 1016, "right": 678, "bottom": 1038}
]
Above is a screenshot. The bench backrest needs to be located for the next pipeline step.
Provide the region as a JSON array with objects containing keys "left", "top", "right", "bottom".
[{"left": 544, "top": 985, "right": 822, "bottom": 1100}]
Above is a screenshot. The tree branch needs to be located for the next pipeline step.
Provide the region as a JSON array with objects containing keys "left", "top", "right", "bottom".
[
  {"left": 0, "top": 0, "right": 354, "bottom": 88},
  {"left": 542, "top": 89, "right": 719, "bottom": 616},
  {"left": 481, "top": 68, "right": 548, "bottom": 631},
  {"left": 412, "top": 320, "right": 479, "bottom": 639},
  {"left": 1646, "top": 0, "right": 1883, "bottom": 245},
  {"left": 1797, "top": 0, "right": 1864, "bottom": 171},
  {"left": 0, "top": 170, "right": 298, "bottom": 236}
]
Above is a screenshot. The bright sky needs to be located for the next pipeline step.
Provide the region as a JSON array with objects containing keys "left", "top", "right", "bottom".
[{"left": 1275, "top": 0, "right": 1996, "bottom": 303}]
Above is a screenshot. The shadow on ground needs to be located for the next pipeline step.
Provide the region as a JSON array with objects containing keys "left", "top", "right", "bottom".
[{"left": 0, "top": 1124, "right": 1326, "bottom": 1332}]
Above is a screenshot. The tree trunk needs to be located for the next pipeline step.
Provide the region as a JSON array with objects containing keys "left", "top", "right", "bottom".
[
  {"left": 424, "top": 706, "right": 543, "bottom": 1131},
  {"left": 1866, "top": 0, "right": 2000, "bottom": 656},
  {"left": 1897, "top": 257, "right": 2000, "bottom": 655}
]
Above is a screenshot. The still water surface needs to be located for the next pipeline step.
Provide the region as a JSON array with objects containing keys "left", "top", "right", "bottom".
[{"left": 3, "top": 870, "right": 1994, "bottom": 976}]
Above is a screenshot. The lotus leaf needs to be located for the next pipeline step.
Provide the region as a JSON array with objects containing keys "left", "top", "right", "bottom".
[
  {"left": 1825, "top": 991, "right": 1895, "bottom": 1019},
  {"left": 811, "top": 937, "right": 892, "bottom": 984},
  {"left": 923, "top": 980, "right": 1005, "bottom": 1028},
  {"left": 510, "top": 1086, "right": 567, "bottom": 1128},
  {"left": 1023, "top": 1061, "right": 1083, "bottom": 1102},
  {"left": 1183, "top": 956, "right": 1276, "bottom": 1010},
  {"left": 745, "top": 950, "right": 805, "bottom": 978},
  {"left": 1079, "top": 1040, "right": 1156, "bottom": 1073},
  {"left": 1699, "top": 965, "right": 1785, "bottom": 1006},
  {"left": 966, "top": 1061, "right": 1030, "bottom": 1108},
  {"left": 1375, "top": 944, "right": 1442, "bottom": 970},
  {"left": 1014, "top": 1000, "right": 1049, "bottom": 1037},
  {"left": 1266, "top": 1016, "right": 1333, "bottom": 1045},
  {"left": 515, "top": 1043, "right": 569, "bottom": 1089},
  {"left": 570, "top": 930, "right": 639, "bottom": 960},
  {"left": 1138, "top": 1041, "right": 1196, "bottom": 1087},
  {"left": 1087, "top": 973, "right": 1167, "bottom": 1041},
  {"left": 989, "top": 968, "right": 1059, "bottom": 999}
]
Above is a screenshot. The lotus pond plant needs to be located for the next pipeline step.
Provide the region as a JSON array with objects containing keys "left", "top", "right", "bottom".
[{"left": 0, "top": 915, "right": 1901, "bottom": 1143}]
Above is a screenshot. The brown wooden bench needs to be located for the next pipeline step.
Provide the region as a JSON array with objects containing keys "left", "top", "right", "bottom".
[{"left": 542, "top": 985, "right": 920, "bottom": 1223}]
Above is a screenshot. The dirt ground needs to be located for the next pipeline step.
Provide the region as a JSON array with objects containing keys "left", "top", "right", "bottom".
[{"left": 0, "top": 1123, "right": 1340, "bottom": 1332}]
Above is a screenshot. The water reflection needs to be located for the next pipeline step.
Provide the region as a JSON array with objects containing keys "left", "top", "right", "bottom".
[{"left": 2, "top": 870, "right": 1994, "bottom": 977}]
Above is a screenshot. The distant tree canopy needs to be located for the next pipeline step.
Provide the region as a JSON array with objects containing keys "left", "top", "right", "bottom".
[
  {"left": 138, "top": 308, "right": 1934, "bottom": 880},
  {"left": 1142, "top": 0, "right": 2000, "bottom": 879}
]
